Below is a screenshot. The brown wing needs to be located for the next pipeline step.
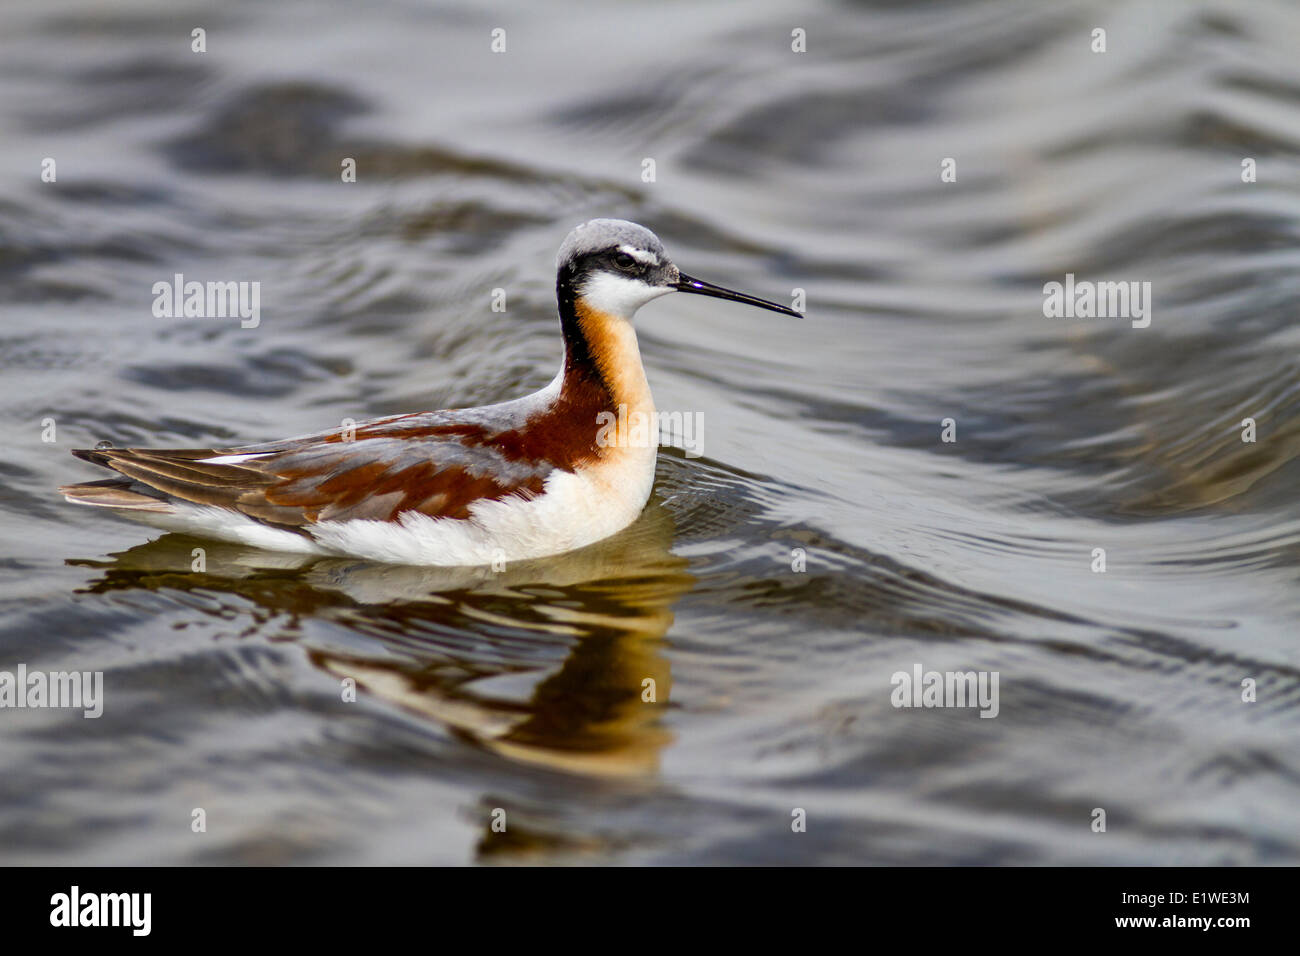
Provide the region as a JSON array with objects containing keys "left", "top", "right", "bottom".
[{"left": 67, "top": 431, "right": 551, "bottom": 529}]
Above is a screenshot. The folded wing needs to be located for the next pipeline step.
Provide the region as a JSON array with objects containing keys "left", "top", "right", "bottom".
[{"left": 62, "top": 425, "right": 552, "bottom": 529}]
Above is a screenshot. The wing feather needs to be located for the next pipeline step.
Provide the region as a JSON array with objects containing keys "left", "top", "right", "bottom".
[{"left": 67, "top": 430, "right": 551, "bottom": 529}]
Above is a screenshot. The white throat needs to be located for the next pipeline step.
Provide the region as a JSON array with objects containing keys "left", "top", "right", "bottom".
[{"left": 580, "top": 271, "right": 674, "bottom": 319}]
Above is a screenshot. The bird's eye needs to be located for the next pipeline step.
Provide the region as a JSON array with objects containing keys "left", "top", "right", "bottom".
[{"left": 612, "top": 251, "right": 637, "bottom": 271}]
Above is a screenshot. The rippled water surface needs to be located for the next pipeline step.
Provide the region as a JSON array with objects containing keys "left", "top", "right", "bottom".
[{"left": 2, "top": 0, "right": 1299, "bottom": 864}]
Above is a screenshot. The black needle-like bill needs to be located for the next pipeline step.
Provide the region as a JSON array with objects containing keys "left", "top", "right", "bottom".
[{"left": 674, "top": 272, "right": 802, "bottom": 317}]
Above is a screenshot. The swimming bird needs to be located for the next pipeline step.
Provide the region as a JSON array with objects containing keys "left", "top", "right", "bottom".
[{"left": 60, "top": 219, "right": 800, "bottom": 566}]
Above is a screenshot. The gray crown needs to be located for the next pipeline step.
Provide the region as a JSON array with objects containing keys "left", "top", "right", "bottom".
[{"left": 556, "top": 219, "right": 667, "bottom": 270}]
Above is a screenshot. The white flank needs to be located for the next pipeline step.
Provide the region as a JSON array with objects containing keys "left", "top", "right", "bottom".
[
  {"left": 104, "top": 443, "right": 656, "bottom": 566},
  {"left": 74, "top": 365, "right": 658, "bottom": 566}
]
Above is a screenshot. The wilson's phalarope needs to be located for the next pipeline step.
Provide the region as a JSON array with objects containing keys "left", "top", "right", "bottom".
[{"left": 60, "top": 219, "right": 799, "bottom": 566}]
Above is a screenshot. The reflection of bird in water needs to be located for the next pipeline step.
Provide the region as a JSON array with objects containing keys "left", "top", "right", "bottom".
[{"left": 71, "top": 497, "right": 694, "bottom": 782}]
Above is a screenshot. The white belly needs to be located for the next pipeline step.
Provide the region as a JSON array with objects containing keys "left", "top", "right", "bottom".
[{"left": 122, "top": 444, "right": 658, "bottom": 566}]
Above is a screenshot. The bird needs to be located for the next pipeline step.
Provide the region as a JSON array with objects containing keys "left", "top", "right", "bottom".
[{"left": 60, "top": 219, "right": 800, "bottom": 566}]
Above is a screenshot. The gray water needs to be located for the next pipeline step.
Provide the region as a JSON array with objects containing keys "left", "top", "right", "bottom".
[{"left": 2, "top": 0, "right": 1299, "bottom": 865}]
